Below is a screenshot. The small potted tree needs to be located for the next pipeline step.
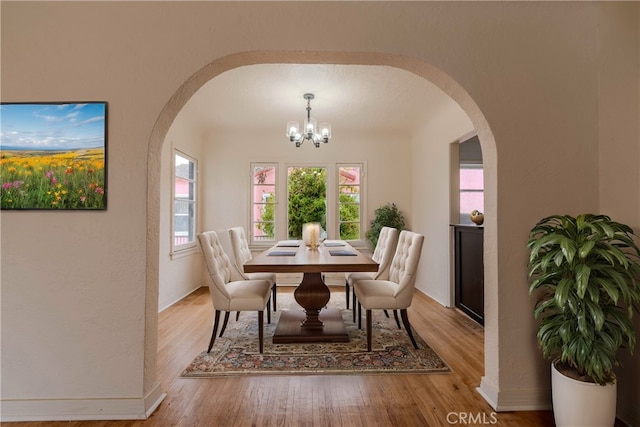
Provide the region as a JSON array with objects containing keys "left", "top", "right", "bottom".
[
  {"left": 365, "top": 202, "right": 406, "bottom": 247},
  {"left": 527, "top": 214, "right": 640, "bottom": 426}
]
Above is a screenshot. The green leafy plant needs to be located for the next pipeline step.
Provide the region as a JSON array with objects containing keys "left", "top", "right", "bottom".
[
  {"left": 365, "top": 202, "right": 406, "bottom": 247},
  {"left": 527, "top": 214, "right": 640, "bottom": 385},
  {"left": 287, "top": 167, "right": 327, "bottom": 239}
]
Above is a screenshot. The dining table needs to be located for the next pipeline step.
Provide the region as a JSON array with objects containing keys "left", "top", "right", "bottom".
[{"left": 244, "top": 240, "right": 378, "bottom": 343}]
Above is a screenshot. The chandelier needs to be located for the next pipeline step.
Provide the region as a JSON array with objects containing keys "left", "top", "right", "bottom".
[{"left": 286, "top": 93, "right": 331, "bottom": 148}]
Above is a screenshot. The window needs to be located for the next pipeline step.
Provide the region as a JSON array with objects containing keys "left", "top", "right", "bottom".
[
  {"left": 287, "top": 167, "right": 327, "bottom": 239},
  {"left": 337, "top": 165, "right": 362, "bottom": 240},
  {"left": 458, "top": 136, "right": 483, "bottom": 224},
  {"left": 251, "top": 163, "right": 277, "bottom": 243},
  {"left": 173, "top": 151, "right": 197, "bottom": 252},
  {"left": 459, "top": 165, "right": 484, "bottom": 224},
  {"left": 249, "top": 162, "right": 366, "bottom": 243}
]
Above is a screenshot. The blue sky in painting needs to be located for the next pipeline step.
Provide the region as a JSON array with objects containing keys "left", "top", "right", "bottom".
[{"left": 0, "top": 103, "right": 106, "bottom": 151}]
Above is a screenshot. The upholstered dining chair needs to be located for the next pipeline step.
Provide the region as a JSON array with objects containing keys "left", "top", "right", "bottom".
[
  {"left": 228, "top": 226, "right": 277, "bottom": 311},
  {"left": 198, "top": 230, "right": 272, "bottom": 353},
  {"left": 354, "top": 230, "right": 425, "bottom": 352},
  {"left": 345, "top": 226, "right": 399, "bottom": 322}
]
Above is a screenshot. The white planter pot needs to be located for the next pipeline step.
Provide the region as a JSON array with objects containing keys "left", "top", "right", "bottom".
[{"left": 551, "top": 362, "right": 617, "bottom": 427}]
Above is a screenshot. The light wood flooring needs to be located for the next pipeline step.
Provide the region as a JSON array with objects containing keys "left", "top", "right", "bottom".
[{"left": 8, "top": 284, "right": 557, "bottom": 427}]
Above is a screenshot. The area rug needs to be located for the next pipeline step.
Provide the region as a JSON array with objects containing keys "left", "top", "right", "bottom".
[{"left": 181, "top": 292, "right": 451, "bottom": 377}]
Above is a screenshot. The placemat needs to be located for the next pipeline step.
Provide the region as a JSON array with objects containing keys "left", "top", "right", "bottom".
[
  {"left": 268, "top": 250, "right": 297, "bottom": 256},
  {"left": 329, "top": 249, "right": 357, "bottom": 256}
]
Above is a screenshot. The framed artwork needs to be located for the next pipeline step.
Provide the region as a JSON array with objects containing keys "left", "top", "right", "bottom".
[{"left": 0, "top": 102, "right": 107, "bottom": 210}]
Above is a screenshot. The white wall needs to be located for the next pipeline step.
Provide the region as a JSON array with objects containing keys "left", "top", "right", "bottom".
[
  {"left": 158, "top": 118, "right": 205, "bottom": 311},
  {"left": 1, "top": 1, "right": 638, "bottom": 423},
  {"left": 596, "top": 4, "right": 640, "bottom": 424},
  {"left": 200, "top": 128, "right": 414, "bottom": 235},
  {"left": 411, "top": 104, "right": 474, "bottom": 305}
]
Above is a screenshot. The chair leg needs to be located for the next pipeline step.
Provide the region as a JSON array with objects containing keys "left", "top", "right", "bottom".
[
  {"left": 366, "top": 309, "right": 373, "bottom": 352},
  {"left": 219, "top": 311, "right": 231, "bottom": 337},
  {"left": 236, "top": 312, "right": 240, "bottom": 321},
  {"left": 400, "top": 309, "right": 419, "bottom": 349},
  {"left": 393, "top": 310, "right": 401, "bottom": 329},
  {"left": 345, "top": 280, "right": 350, "bottom": 309},
  {"left": 258, "top": 310, "right": 264, "bottom": 353},
  {"left": 383, "top": 309, "right": 390, "bottom": 318},
  {"left": 352, "top": 288, "right": 357, "bottom": 323},
  {"left": 267, "top": 299, "right": 271, "bottom": 324},
  {"left": 357, "top": 301, "right": 362, "bottom": 329},
  {"left": 207, "top": 310, "right": 221, "bottom": 353},
  {"left": 272, "top": 284, "right": 277, "bottom": 311}
]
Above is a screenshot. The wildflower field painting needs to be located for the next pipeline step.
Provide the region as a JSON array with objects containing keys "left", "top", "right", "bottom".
[{"left": 0, "top": 102, "right": 107, "bottom": 210}]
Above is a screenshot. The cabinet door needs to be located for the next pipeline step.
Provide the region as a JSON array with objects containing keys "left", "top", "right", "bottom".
[{"left": 454, "top": 226, "right": 484, "bottom": 325}]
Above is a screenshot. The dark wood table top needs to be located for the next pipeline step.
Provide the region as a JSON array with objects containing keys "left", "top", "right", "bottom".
[{"left": 244, "top": 241, "right": 378, "bottom": 274}]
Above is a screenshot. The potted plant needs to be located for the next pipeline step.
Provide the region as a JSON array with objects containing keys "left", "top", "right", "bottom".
[
  {"left": 527, "top": 214, "right": 640, "bottom": 427},
  {"left": 365, "top": 202, "right": 406, "bottom": 247}
]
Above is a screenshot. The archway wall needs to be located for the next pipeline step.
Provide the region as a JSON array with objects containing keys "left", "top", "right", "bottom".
[
  {"left": 596, "top": 4, "right": 640, "bottom": 426},
  {"left": 3, "top": 1, "right": 637, "bottom": 421}
]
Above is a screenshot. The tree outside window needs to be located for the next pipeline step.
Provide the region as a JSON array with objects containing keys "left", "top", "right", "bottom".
[
  {"left": 338, "top": 165, "right": 361, "bottom": 240},
  {"left": 287, "top": 167, "right": 326, "bottom": 239},
  {"left": 250, "top": 163, "right": 364, "bottom": 242}
]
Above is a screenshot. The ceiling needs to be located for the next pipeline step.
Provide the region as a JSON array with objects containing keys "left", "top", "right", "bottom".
[{"left": 178, "top": 63, "right": 460, "bottom": 136}]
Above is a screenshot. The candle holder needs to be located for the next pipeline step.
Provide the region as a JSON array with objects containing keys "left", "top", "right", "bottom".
[{"left": 302, "top": 222, "right": 321, "bottom": 250}]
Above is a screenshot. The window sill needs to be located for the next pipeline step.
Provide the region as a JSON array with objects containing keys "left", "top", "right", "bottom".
[{"left": 170, "top": 246, "right": 200, "bottom": 260}]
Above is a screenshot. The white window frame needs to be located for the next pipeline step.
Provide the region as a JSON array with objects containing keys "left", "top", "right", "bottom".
[
  {"left": 248, "top": 162, "right": 367, "bottom": 245},
  {"left": 336, "top": 163, "right": 366, "bottom": 244},
  {"left": 250, "top": 162, "right": 278, "bottom": 246},
  {"left": 459, "top": 163, "right": 484, "bottom": 225},
  {"left": 171, "top": 150, "right": 198, "bottom": 257}
]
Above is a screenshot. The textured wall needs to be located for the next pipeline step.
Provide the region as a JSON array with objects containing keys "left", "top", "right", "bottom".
[{"left": 1, "top": 1, "right": 637, "bottom": 422}]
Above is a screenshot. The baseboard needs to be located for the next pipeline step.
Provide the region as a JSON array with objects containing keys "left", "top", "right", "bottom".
[
  {"left": 477, "top": 377, "right": 552, "bottom": 412},
  {"left": 159, "top": 285, "right": 203, "bottom": 312},
  {"left": 0, "top": 383, "right": 166, "bottom": 422},
  {"left": 144, "top": 382, "right": 167, "bottom": 419}
]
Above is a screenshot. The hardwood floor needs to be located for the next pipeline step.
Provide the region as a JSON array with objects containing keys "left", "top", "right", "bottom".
[{"left": 7, "top": 284, "right": 556, "bottom": 427}]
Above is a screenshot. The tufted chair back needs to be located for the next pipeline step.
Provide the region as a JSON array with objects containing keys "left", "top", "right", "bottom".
[
  {"left": 371, "top": 226, "right": 399, "bottom": 280},
  {"left": 198, "top": 231, "right": 233, "bottom": 308},
  {"left": 389, "top": 230, "right": 425, "bottom": 308},
  {"left": 228, "top": 227, "right": 253, "bottom": 277}
]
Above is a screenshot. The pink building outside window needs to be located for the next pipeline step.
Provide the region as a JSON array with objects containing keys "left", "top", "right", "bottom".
[{"left": 459, "top": 166, "right": 484, "bottom": 224}]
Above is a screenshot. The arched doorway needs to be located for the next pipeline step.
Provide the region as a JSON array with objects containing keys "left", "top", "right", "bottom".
[{"left": 145, "top": 50, "right": 498, "bottom": 405}]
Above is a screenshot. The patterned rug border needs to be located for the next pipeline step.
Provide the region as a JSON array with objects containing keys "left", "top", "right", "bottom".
[{"left": 181, "top": 293, "right": 451, "bottom": 378}]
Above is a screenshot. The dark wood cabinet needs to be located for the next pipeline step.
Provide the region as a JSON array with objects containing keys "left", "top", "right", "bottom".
[{"left": 452, "top": 225, "right": 484, "bottom": 325}]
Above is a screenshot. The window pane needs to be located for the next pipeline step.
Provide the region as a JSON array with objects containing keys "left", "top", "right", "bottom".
[
  {"left": 174, "top": 201, "right": 195, "bottom": 246},
  {"left": 339, "top": 167, "right": 360, "bottom": 185},
  {"left": 287, "top": 167, "right": 326, "bottom": 239},
  {"left": 340, "top": 222, "right": 360, "bottom": 240},
  {"left": 459, "top": 165, "right": 483, "bottom": 224},
  {"left": 253, "top": 166, "right": 276, "bottom": 185},
  {"left": 338, "top": 165, "right": 361, "bottom": 240},
  {"left": 339, "top": 201, "right": 359, "bottom": 222},
  {"left": 460, "top": 191, "right": 484, "bottom": 215},
  {"left": 173, "top": 152, "right": 196, "bottom": 249},
  {"left": 460, "top": 167, "right": 483, "bottom": 190},
  {"left": 253, "top": 221, "right": 274, "bottom": 241},
  {"left": 251, "top": 164, "right": 277, "bottom": 242}
]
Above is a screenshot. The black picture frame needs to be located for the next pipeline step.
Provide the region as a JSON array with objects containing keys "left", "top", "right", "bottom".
[{"left": 0, "top": 101, "right": 108, "bottom": 210}]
